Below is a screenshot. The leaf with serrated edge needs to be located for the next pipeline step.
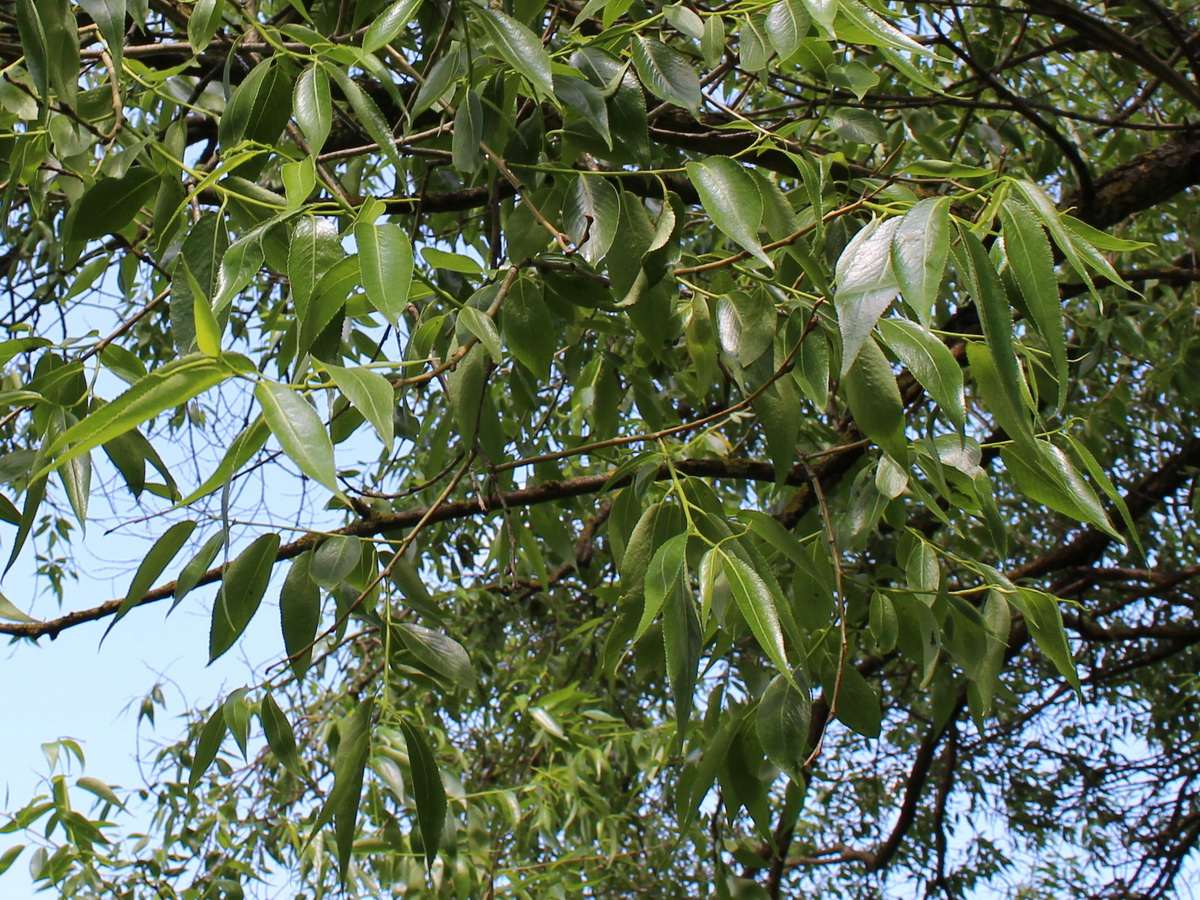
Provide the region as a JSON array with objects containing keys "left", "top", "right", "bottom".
[
  {"left": 720, "top": 551, "right": 791, "bottom": 679},
  {"left": 757, "top": 668, "right": 812, "bottom": 781},
  {"left": 836, "top": 217, "right": 899, "bottom": 375},
  {"left": 323, "top": 363, "right": 394, "bottom": 447},
  {"left": 355, "top": 222, "right": 413, "bottom": 327},
  {"left": 208, "top": 533, "right": 281, "bottom": 661},
  {"left": 686, "top": 157, "right": 770, "bottom": 267}
]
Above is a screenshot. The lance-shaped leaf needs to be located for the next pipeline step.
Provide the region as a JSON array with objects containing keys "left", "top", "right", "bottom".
[
  {"left": 255, "top": 381, "right": 340, "bottom": 496},
  {"left": 843, "top": 335, "right": 907, "bottom": 463},
  {"left": 757, "top": 667, "right": 812, "bottom": 782},
  {"left": 280, "top": 551, "right": 321, "bottom": 678},
  {"left": 178, "top": 417, "right": 269, "bottom": 506},
  {"left": 399, "top": 718, "right": 447, "bottom": 870},
  {"left": 65, "top": 168, "right": 160, "bottom": 242},
  {"left": 1000, "top": 441, "right": 1120, "bottom": 540},
  {"left": 662, "top": 571, "right": 701, "bottom": 734},
  {"left": 363, "top": 0, "right": 423, "bottom": 53},
  {"left": 355, "top": 221, "right": 413, "bottom": 327},
  {"left": 835, "top": 216, "right": 900, "bottom": 375},
  {"left": 187, "top": 0, "right": 225, "bottom": 52},
  {"left": 395, "top": 624, "right": 476, "bottom": 688},
  {"left": 323, "top": 363, "right": 394, "bottom": 447},
  {"left": 1011, "top": 588, "right": 1080, "bottom": 692},
  {"left": 473, "top": 6, "right": 554, "bottom": 98},
  {"left": 766, "top": 0, "right": 812, "bottom": 60},
  {"left": 637, "top": 532, "right": 689, "bottom": 641},
  {"left": 878, "top": 318, "right": 965, "bottom": 427},
  {"left": 563, "top": 175, "right": 620, "bottom": 266},
  {"left": 326, "top": 66, "right": 406, "bottom": 169},
  {"left": 288, "top": 218, "right": 343, "bottom": 320},
  {"left": 104, "top": 520, "right": 197, "bottom": 639},
  {"left": 633, "top": 36, "right": 702, "bottom": 113},
  {"left": 41, "top": 354, "right": 253, "bottom": 479},
  {"left": 891, "top": 197, "right": 949, "bottom": 326},
  {"left": 1000, "top": 201, "right": 1067, "bottom": 407},
  {"left": 189, "top": 705, "right": 226, "bottom": 790},
  {"left": 260, "top": 691, "right": 304, "bottom": 777},
  {"left": 171, "top": 528, "right": 226, "bottom": 612},
  {"left": 77, "top": 0, "right": 126, "bottom": 70},
  {"left": 209, "top": 533, "right": 280, "bottom": 661},
  {"left": 311, "top": 698, "right": 374, "bottom": 881},
  {"left": 719, "top": 551, "right": 791, "bottom": 679},
  {"left": 218, "top": 58, "right": 292, "bottom": 149},
  {"left": 686, "top": 157, "right": 770, "bottom": 267},
  {"left": 294, "top": 64, "right": 332, "bottom": 152}
]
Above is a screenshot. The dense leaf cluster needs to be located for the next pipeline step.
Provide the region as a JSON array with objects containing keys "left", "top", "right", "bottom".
[{"left": 1, "top": 0, "right": 1200, "bottom": 896}]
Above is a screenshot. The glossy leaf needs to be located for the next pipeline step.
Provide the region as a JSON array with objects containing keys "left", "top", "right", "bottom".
[
  {"left": 878, "top": 318, "right": 965, "bottom": 426},
  {"left": 843, "top": 336, "right": 907, "bottom": 463},
  {"left": 686, "top": 157, "right": 770, "bottom": 267},
  {"left": 323, "top": 363, "right": 394, "bottom": 447},
  {"left": 720, "top": 551, "right": 791, "bottom": 679},
  {"left": 835, "top": 217, "right": 900, "bottom": 375},
  {"left": 280, "top": 551, "right": 321, "bottom": 678},
  {"left": 294, "top": 65, "right": 333, "bottom": 152},
  {"left": 563, "top": 175, "right": 620, "bottom": 266},
  {"left": 473, "top": 6, "right": 554, "bottom": 98},
  {"left": 209, "top": 533, "right": 281, "bottom": 662},
  {"left": 172, "top": 528, "right": 226, "bottom": 612},
  {"left": 355, "top": 221, "right": 414, "bottom": 327},
  {"left": 633, "top": 36, "right": 702, "bottom": 112},
  {"left": 395, "top": 624, "right": 476, "bottom": 688},
  {"left": 399, "top": 718, "right": 447, "bottom": 870},
  {"left": 255, "top": 381, "right": 339, "bottom": 496},
  {"left": 65, "top": 168, "right": 159, "bottom": 242},
  {"left": 363, "top": 0, "right": 423, "bottom": 52},
  {"left": 891, "top": 198, "right": 949, "bottom": 326},
  {"left": 757, "top": 668, "right": 812, "bottom": 781}
]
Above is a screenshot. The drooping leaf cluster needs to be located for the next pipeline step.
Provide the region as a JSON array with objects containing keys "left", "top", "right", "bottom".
[{"left": 2, "top": 0, "right": 1200, "bottom": 896}]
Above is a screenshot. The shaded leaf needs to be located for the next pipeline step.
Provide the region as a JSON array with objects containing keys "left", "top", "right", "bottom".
[{"left": 209, "top": 533, "right": 281, "bottom": 662}]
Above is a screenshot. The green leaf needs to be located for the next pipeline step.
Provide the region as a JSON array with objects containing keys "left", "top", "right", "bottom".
[
  {"left": 835, "top": 0, "right": 932, "bottom": 56},
  {"left": 40, "top": 0, "right": 79, "bottom": 107},
  {"left": 355, "top": 222, "right": 414, "bottom": 327},
  {"left": 473, "top": 6, "right": 554, "bottom": 98},
  {"left": 280, "top": 551, "right": 321, "bottom": 678},
  {"left": 325, "top": 66, "right": 406, "bottom": 169},
  {"left": 310, "top": 535, "right": 360, "bottom": 590},
  {"left": 458, "top": 306, "right": 503, "bottom": 364},
  {"left": 822, "top": 660, "right": 881, "bottom": 738},
  {"left": 323, "top": 363, "right": 394, "bottom": 447},
  {"left": 452, "top": 89, "right": 484, "bottom": 173},
  {"left": 294, "top": 64, "right": 332, "bottom": 152},
  {"left": 209, "top": 533, "right": 281, "bottom": 662},
  {"left": 637, "top": 532, "right": 689, "bottom": 641},
  {"left": 686, "top": 157, "right": 770, "bottom": 267},
  {"left": 311, "top": 698, "right": 374, "bottom": 881},
  {"left": 756, "top": 668, "right": 812, "bottom": 782},
  {"left": 171, "top": 528, "right": 226, "bottom": 612},
  {"left": 260, "top": 691, "right": 304, "bottom": 777},
  {"left": 0, "top": 844, "right": 21, "bottom": 877},
  {"left": 78, "top": 0, "right": 127, "bottom": 69},
  {"left": 395, "top": 624, "right": 476, "bottom": 688},
  {"left": 562, "top": 175, "right": 620, "bottom": 266},
  {"left": 187, "top": 0, "right": 225, "bottom": 52},
  {"left": 662, "top": 565, "right": 701, "bottom": 734},
  {"left": 1011, "top": 588, "right": 1080, "bottom": 692},
  {"left": 878, "top": 318, "right": 965, "bottom": 427},
  {"left": 1000, "top": 441, "right": 1119, "bottom": 539},
  {"left": 0, "top": 592, "right": 39, "bottom": 623},
  {"left": 502, "top": 277, "right": 555, "bottom": 379},
  {"left": 363, "top": 0, "right": 423, "bottom": 52},
  {"left": 719, "top": 551, "right": 791, "bottom": 679},
  {"left": 966, "top": 342, "right": 1034, "bottom": 448},
  {"left": 255, "top": 381, "right": 340, "bottom": 496},
  {"left": 399, "top": 718, "right": 447, "bottom": 870},
  {"left": 633, "top": 36, "right": 702, "bottom": 113},
  {"left": 218, "top": 59, "right": 292, "bottom": 149},
  {"left": 104, "top": 520, "right": 197, "bottom": 639},
  {"left": 15, "top": 0, "right": 51, "bottom": 103},
  {"left": 829, "top": 107, "right": 886, "bottom": 144},
  {"left": 891, "top": 198, "right": 949, "bottom": 327},
  {"left": 189, "top": 706, "right": 226, "bottom": 789},
  {"left": 42, "top": 354, "right": 252, "bottom": 479},
  {"left": 288, "top": 217, "right": 344, "bottom": 320},
  {"left": 999, "top": 201, "right": 1067, "bottom": 408},
  {"left": 835, "top": 217, "right": 900, "bottom": 374},
  {"left": 766, "top": 0, "right": 811, "bottom": 60},
  {"left": 803, "top": 0, "right": 837, "bottom": 30},
  {"left": 555, "top": 74, "right": 612, "bottom": 148},
  {"left": 178, "top": 417, "right": 269, "bottom": 506},
  {"left": 65, "top": 168, "right": 159, "bottom": 242},
  {"left": 843, "top": 335, "right": 907, "bottom": 463}
]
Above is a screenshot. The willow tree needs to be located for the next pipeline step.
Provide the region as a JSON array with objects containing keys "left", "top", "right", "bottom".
[{"left": 1, "top": 0, "right": 1199, "bottom": 895}]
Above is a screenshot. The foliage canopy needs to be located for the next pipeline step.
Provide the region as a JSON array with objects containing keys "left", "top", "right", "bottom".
[{"left": 2, "top": 0, "right": 1200, "bottom": 896}]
